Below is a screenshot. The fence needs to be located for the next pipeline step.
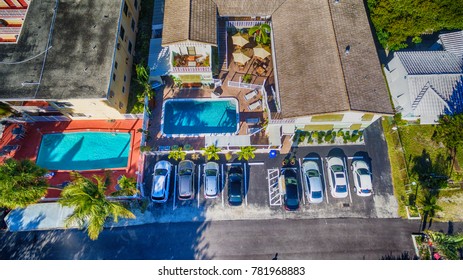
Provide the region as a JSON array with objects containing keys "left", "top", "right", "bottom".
[
  {"left": 228, "top": 80, "right": 263, "bottom": 90},
  {"left": 171, "top": 66, "right": 212, "bottom": 73}
]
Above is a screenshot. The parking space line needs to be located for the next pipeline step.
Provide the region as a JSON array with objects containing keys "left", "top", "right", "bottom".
[
  {"left": 267, "top": 168, "right": 281, "bottom": 206},
  {"left": 173, "top": 165, "right": 177, "bottom": 211},
  {"left": 321, "top": 158, "right": 329, "bottom": 204},
  {"left": 243, "top": 162, "right": 248, "bottom": 206},
  {"left": 299, "top": 158, "right": 306, "bottom": 205},
  {"left": 248, "top": 162, "right": 265, "bottom": 166},
  {"left": 343, "top": 157, "right": 353, "bottom": 204},
  {"left": 221, "top": 164, "right": 225, "bottom": 208},
  {"left": 197, "top": 164, "right": 201, "bottom": 208},
  {"left": 226, "top": 163, "right": 242, "bottom": 166}
]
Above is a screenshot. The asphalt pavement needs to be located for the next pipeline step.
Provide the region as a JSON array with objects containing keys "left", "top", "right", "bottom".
[{"left": 1, "top": 218, "right": 461, "bottom": 260}]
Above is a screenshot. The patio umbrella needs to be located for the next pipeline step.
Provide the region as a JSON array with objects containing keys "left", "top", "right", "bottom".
[
  {"left": 232, "top": 33, "right": 249, "bottom": 47},
  {"left": 233, "top": 49, "right": 252, "bottom": 65},
  {"left": 253, "top": 44, "right": 271, "bottom": 60}
]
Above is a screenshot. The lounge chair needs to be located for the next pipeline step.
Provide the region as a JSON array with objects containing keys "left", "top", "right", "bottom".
[
  {"left": 247, "top": 126, "right": 261, "bottom": 135},
  {"left": 244, "top": 90, "right": 258, "bottom": 101},
  {"left": 248, "top": 100, "right": 262, "bottom": 111}
]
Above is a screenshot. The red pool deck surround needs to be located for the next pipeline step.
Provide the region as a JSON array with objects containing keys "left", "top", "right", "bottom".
[{"left": 0, "top": 119, "right": 143, "bottom": 199}]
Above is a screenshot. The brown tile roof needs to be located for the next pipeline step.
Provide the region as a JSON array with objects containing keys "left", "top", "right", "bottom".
[
  {"left": 162, "top": 0, "right": 217, "bottom": 46},
  {"left": 272, "top": 0, "right": 349, "bottom": 118},
  {"left": 213, "top": 0, "right": 286, "bottom": 16},
  {"left": 329, "top": 0, "right": 393, "bottom": 114}
]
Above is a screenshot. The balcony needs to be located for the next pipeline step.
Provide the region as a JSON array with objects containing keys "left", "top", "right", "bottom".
[{"left": 171, "top": 52, "right": 211, "bottom": 73}]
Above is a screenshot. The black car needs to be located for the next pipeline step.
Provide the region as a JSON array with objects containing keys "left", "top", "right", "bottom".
[
  {"left": 282, "top": 169, "right": 299, "bottom": 211},
  {"left": 227, "top": 166, "right": 243, "bottom": 206}
]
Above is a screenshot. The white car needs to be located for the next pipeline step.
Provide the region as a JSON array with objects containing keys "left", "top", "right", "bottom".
[
  {"left": 351, "top": 160, "right": 373, "bottom": 196},
  {"left": 151, "top": 161, "right": 172, "bottom": 203},
  {"left": 204, "top": 162, "right": 220, "bottom": 198},
  {"left": 327, "top": 157, "right": 348, "bottom": 198},
  {"left": 302, "top": 160, "right": 324, "bottom": 203}
]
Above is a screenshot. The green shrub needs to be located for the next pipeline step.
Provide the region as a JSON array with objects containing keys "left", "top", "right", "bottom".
[
  {"left": 351, "top": 134, "right": 360, "bottom": 142},
  {"left": 337, "top": 130, "right": 344, "bottom": 137},
  {"left": 325, "top": 133, "right": 333, "bottom": 142}
]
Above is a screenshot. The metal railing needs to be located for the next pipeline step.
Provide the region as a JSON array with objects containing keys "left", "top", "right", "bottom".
[
  {"left": 171, "top": 66, "right": 212, "bottom": 73},
  {"left": 226, "top": 21, "right": 266, "bottom": 28}
]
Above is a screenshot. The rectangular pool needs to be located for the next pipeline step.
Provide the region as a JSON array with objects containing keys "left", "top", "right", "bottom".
[
  {"left": 162, "top": 98, "right": 239, "bottom": 136},
  {"left": 36, "top": 132, "right": 131, "bottom": 171}
]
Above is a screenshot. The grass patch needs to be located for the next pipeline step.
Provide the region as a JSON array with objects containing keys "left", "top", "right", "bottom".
[
  {"left": 0, "top": 102, "right": 12, "bottom": 117},
  {"left": 435, "top": 189, "right": 463, "bottom": 222},
  {"left": 382, "top": 118, "right": 408, "bottom": 218}
]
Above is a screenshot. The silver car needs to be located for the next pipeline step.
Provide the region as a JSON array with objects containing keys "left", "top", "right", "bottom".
[
  {"left": 302, "top": 160, "right": 324, "bottom": 203},
  {"left": 178, "top": 160, "right": 195, "bottom": 200},
  {"left": 204, "top": 162, "right": 220, "bottom": 198},
  {"left": 351, "top": 160, "right": 373, "bottom": 196},
  {"left": 151, "top": 161, "right": 172, "bottom": 203}
]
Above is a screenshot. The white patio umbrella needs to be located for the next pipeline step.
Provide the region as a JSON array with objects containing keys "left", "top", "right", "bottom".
[
  {"left": 232, "top": 33, "right": 249, "bottom": 47},
  {"left": 253, "top": 44, "right": 271, "bottom": 60},
  {"left": 233, "top": 49, "right": 252, "bottom": 65}
]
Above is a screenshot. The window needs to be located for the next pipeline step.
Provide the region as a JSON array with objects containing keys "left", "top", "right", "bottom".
[
  {"left": 123, "top": 75, "right": 127, "bottom": 82},
  {"left": 123, "top": 2, "right": 128, "bottom": 16},
  {"left": 109, "top": 90, "right": 115, "bottom": 98},
  {"left": 115, "top": 61, "right": 118, "bottom": 69},
  {"left": 122, "top": 86, "right": 125, "bottom": 93},
  {"left": 134, "top": 0, "right": 138, "bottom": 10},
  {"left": 113, "top": 73, "right": 116, "bottom": 81},
  {"left": 131, "top": 18, "right": 135, "bottom": 32},
  {"left": 128, "top": 41, "right": 133, "bottom": 54},
  {"left": 187, "top": 47, "right": 196, "bottom": 55},
  {"left": 120, "top": 25, "right": 125, "bottom": 40},
  {"left": 119, "top": 102, "right": 124, "bottom": 109}
]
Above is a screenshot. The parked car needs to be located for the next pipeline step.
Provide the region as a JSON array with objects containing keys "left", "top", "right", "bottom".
[
  {"left": 227, "top": 166, "right": 243, "bottom": 206},
  {"left": 178, "top": 160, "right": 195, "bottom": 200},
  {"left": 351, "top": 160, "right": 373, "bottom": 196},
  {"left": 281, "top": 168, "right": 300, "bottom": 211},
  {"left": 204, "top": 162, "right": 220, "bottom": 199},
  {"left": 151, "top": 161, "right": 172, "bottom": 203},
  {"left": 302, "top": 160, "right": 324, "bottom": 203},
  {"left": 327, "top": 157, "right": 348, "bottom": 198}
]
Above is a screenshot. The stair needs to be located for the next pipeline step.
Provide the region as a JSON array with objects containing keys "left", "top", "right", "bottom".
[
  {"left": 411, "top": 83, "right": 430, "bottom": 110},
  {"left": 218, "top": 20, "right": 228, "bottom": 71}
]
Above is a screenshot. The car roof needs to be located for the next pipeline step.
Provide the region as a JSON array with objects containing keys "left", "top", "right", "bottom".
[
  {"left": 152, "top": 175, "right": 166, "bottom": 196},
  {"left": 359, "top": 174, "right": 372, "bottom": 189},
  {"left": 308, "top": 176, "right": 323, "bottom": 192}
]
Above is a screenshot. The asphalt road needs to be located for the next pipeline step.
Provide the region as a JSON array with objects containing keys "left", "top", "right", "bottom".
[{"left": 1, "top": 218, "right": 460, "bottom": 260}]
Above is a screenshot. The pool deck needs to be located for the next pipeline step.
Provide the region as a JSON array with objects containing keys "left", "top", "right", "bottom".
[{"left": 0, "top": 119, "right": 143, "bottom": 199}]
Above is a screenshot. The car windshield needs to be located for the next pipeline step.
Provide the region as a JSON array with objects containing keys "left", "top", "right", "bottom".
[
  {"left": 285, "top": 177, "right": 297, "bottom": 185},
  {"left": 357, "top": 168, "right": 369, "bottom": 175},
  {"left": 205, "top": 169, "right": 217, "bottom": 176},
  {"left": 336, "top": 173, "right": 344, "bottom": 178},
  {"left": 336, "top": 185, "right": 347, "bottom": 193},
  {"left": 229, "top": 174, "right": 242, "bottom": 182},
  {"left": 312, "top": 191, "right": 322, "bottom": 199},
  {"left": 331, "top": 164, "right": 344, "bottom": 172},
  {"left": 307, "top": 170, "right": 319, "bottom": 177},
  {"left": 179, "top": 168, "right": 192, "bottom": 175},
  {"left": 155, "top": 169, "right": 167, "bottom": 176}
]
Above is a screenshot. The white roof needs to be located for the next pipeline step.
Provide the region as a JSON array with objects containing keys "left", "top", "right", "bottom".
[
  {"left": 407, "top": 74, "right": 463, "bottom": 124},
  {"left": 268, "top": 125, "right": 281, "bottom": 146},
  {"left": 439, "top": 31, "right": 463, "bottom": 57},
  {"left": 396, "top": 51, "right": 463, "bottom": 75},
  {"left": 205, "top": 135, "right": 250, "bottom": 147}
]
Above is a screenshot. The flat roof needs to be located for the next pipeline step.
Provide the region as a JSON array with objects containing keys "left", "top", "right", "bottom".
[{"left": 0, "top": 0, "right": 121, "bottom": 100}]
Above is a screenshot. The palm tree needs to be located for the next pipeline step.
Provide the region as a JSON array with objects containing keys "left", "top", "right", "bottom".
[
  {"left": 168, "top": 147, "right": 186, "bottom": 161},
  {"left": 201, "top": 145, "right": 221, "bottom": 161},
  {"left": 59, "top": 172, "right": 135, "bottom": 240},
  {"left": 135, "top": 63, "right": 155, "bottom": 100},
  {"left": 237, "top": 146, "right": 256, "bottom": 161},
  {"left": 420, "top": 192, "right": 443, "bottom": 230},
  {"left": 249, "top": 23, "right": 271, "bottom": 45},
  {"left": 111, "top": 175, "right": 139, "bottom": 197},
  {"left": 425, "top": 230, "right": 463, "bottom": 260},
  {"left": 0, "top": 158, "right": 49, "bottom": 209}
]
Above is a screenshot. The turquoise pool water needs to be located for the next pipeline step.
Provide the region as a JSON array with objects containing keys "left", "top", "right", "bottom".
[
  {"left": 36, "top": 132, "right": 131, "bottom": 171},
  {"left": 162, "top": 98, "right": 239, "bottom": 135}
]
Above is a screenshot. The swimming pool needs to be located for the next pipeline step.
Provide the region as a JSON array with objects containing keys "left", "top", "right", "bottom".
[
  {"left": 36, "top": 132, "right": 131, "bottom": 171},
  {"left": 162, "top": 98, "right": 239, "bottom": 136}
]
